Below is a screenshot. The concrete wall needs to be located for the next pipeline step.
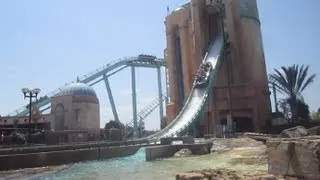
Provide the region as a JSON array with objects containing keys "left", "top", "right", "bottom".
[
  {"left": 0, "top": 139, "right": 146, "bottom": 155},
  {"left": 44, "top": 130, "right": 102, "bottom": 144},
  {"left": 72, "top": 99, "right": 100, "bottom": 130},
  {"left": 51, "top": 95, "right": 73, "bottom": 130},
  {"left": 51, "top": 94, "right": 100, "bottom": 131},
  {"left": 0, "top": 145, "right": 140, "bottom": 171},
  {"left": 0, "top": 148, "right": 99, "bottom": 171},
  {"left": 145, "top": 143, "right": 212, "bottom": 161},
  {"left": 100, "top": 146, "right": 140, "bottom": 159}
]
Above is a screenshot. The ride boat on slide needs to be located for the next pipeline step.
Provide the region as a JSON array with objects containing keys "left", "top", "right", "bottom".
[{"left": 194, "top": 61, "right": 212, "bottom": 88}]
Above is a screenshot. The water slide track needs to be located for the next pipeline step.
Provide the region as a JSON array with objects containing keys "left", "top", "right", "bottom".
[{"left": 142, "top": 32, "right": 226, "bottom": 141}]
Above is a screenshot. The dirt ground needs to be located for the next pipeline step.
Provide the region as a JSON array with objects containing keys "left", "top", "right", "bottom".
[
  {"left": 177, "top": 138, "right": 299, "bottom": 180},
  {"left": 176, "top": 168, "right": 298, "bottom": 180},
  {"left": 211, "top": 137, "right": 266, "bottom": 148}
]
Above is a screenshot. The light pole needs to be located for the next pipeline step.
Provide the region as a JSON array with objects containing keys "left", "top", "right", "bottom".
[{"left": 21, "top": 87, "right": 41, "bottom": 143}]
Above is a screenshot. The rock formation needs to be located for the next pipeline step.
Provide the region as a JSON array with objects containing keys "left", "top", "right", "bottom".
[
  {"left": 267, "top": 136, "right": 320, "bottom": 179},
  {"left": 174, "top": 148, "right": 192, "bottom": 157},
  {"left": 176, "top": 168, "right": 287, "bottom": 180},
  {"left": 279, "top": 126, "right": 309, "bottom": 138},
  {"left": 308, "top": 126, "right": 320, "bottom": 135}
]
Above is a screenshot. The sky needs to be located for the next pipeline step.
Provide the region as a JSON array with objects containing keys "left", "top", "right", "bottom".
[{"left": 0, "top": 0, "right": 319, "bottom": 130}]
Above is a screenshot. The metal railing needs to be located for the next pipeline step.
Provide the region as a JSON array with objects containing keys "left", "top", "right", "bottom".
[{"left": 124, "top": 93, "right": 167, "bottom": 137}]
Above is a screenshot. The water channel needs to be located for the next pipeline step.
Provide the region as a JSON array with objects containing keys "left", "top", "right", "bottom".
[{"left": 0, "top": 147, "right": 267, "bottom": 180}]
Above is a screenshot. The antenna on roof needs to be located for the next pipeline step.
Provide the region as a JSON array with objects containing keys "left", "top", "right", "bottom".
[
  {"left": 167, "top": 6, "right": 170, "bottom": 15},
  {"left": 76, "top": 76, "right": 80, "bottom": 83}
]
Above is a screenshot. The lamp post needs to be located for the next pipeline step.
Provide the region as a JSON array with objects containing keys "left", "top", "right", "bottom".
[{"left": 21, "top": 87, "right": 41, "bottom": 143}]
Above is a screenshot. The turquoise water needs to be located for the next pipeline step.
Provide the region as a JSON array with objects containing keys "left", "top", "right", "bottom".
[
  {"left": 38, "top": 148, "right": 152, "bottom": 180},
  {"left": 1, "top": 147, "right": 267, "bottom": 180}
]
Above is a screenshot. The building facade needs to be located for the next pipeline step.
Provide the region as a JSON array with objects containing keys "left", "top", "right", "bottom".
[
  {"left": 50, "top": 82, "right": 100, "bottom": 131},
  {"left": 165, "top": 0, "right": 271, "bottom": 134},
  {"left": 0, "top": 114, "right": 51, "bottom": 131}
]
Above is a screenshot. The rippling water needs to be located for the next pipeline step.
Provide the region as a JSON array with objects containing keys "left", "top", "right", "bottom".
[{"left": 1, "top": 147, "right": 267, "bottom": 180}]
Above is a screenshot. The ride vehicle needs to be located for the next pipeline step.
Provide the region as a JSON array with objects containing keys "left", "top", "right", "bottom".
[
  {"left": 138, "top": 54, "right": 156, "bottom": 61},
  {"left": 194, "top": 61, "right": 212, "bottom": 87}
]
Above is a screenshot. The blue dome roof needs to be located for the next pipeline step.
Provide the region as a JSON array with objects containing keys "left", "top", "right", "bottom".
[{"left": 58, "top": 83, "right": 97, "bottom": 97}]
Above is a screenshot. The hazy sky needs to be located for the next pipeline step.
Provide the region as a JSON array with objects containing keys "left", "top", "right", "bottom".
[{"left": 0, "top": 0, "right": 319, "bottom": 130}]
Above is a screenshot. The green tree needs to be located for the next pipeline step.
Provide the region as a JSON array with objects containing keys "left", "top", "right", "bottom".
[
  {"left": 269, "top": 64, "right": 315, "bottom": 125},
  {"left": 104, "top": 120, "right": 124, "bottom": 130},
  {"left": 311, "top": 108, "right": 320, "bottom": 121}
]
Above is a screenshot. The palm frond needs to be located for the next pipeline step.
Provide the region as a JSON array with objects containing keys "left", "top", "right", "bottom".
[{"left": 269, "top": 64, "right": 315, "bottom": 99}]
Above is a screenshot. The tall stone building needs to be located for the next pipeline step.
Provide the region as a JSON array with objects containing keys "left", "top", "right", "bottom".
[
  {"left": 165, "top": 0, "right": 271, "bottom": 134},
  {"left": 50, "top": 82, "right": 100, "bottom": 130}
]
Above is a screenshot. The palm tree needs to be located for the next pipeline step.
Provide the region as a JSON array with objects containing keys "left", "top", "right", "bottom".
[{"left": 269, "top": 64, "right": 316, "bottom": 125}]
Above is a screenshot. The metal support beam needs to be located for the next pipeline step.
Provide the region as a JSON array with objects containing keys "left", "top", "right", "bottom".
[
  {"left": 89, "top": 66, "right": 128, "bottom": 86},
  {"left": 106, "top": 65, "right": 128, "bottom": 78},
  {"left": 89, "top": 78, "right": 103, "bottom": 86},
  {"left": 40, "top": 106, "right": 50, "bottom": 113},
  {"left": 131, "top": 66, "right": 138, "bottom": 137},
  {"left": 164, "top": 49, "right": 170, "bottom": 104},
  {"left": 103, "top": 74, "right": 119, "bottom": 122},
  {"left": 157, "top": 66, "right": 164, "bottom": 127}
]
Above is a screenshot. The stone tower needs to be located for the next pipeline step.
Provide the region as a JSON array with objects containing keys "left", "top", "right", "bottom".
[{"left": 165, "top": 0, "right": 271, "bottom": 134}]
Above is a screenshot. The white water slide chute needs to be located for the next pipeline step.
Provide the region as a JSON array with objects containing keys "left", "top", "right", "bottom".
[{"left": 145, "top": 32, "right": 227, "bottom": 141}]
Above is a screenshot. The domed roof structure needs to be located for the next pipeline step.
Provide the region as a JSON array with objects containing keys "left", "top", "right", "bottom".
[
  {"left": 57, "top": 82, "right": 97, "bottom": 97},
  {"left": 172, "top": 2, "right": 190, "bottom": 13},
  {"left": 173, "top": 7, "right": 185, "bottom": 12}
]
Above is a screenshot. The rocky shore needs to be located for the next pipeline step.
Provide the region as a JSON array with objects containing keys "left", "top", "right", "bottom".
[
  {"left": 175, "top": 126, "right": 320, "bottom": 180},
  {"left": 175, "top": 137, "right": 271, "bottom": 179},
  {"left": 176, "top": 168, "right": 298, "bottom": 180}
]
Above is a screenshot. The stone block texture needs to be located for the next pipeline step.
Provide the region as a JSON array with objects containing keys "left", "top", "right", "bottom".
[{"left": 267, "top": 136, "right": 320, "bottom": 180}]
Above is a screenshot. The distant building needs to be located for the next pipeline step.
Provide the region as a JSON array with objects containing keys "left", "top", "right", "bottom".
[
  {"left": 50, "top": 82, "right": 100, "bottom": 131},
  {"left": 0, "top": 114, "right": 51, "bottom": 131},
  {"left": 0, "top": 82, "right": 101, "bottom": 137}
]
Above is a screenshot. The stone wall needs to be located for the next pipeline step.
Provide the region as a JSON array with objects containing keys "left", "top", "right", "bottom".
[
  {"left": 267, "top": 136, "right": 320, "bottom": 179},
  {"left": 44, "top": 130, "right": 103, "bottom": 144}
]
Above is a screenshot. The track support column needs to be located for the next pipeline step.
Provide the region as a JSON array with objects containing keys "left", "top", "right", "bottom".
[
  {"left": 103, "top": 74, "right": 119, "bottom": 122},
  {"left": 157, "top": 66, "right": 164, "bottom": 127},
  {"left": 131, "top": 66, "right": 138, "bottom": 138}
]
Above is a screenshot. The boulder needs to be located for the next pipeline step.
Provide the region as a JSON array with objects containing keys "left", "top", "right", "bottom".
[
  {"left": 176, "top": 168, "right": 290, "bottom": 180},
  {"left": 267, "top": 136, "right": 320, "bottom": 179},
  {"left": 210, "top": 144, "right": 230, "bottom": 153},
  {"left": 308, "top": 126, "right": 320, "bottom": 135},
  {"left": 279, "top": 126, "right": 308, "bottom": 138},
  {"left": 192, "top": 146, "right": 210, "bottom": 155},
  {"left": 174, "top": 148, "right": 192, "bottom": 157},
  {"left": 176, "top": 172, "right": 205, "bottom": 180},
  {"left": 176, "top": 169, "right": 241, "bottom": 180},
  {"left": 241, "top": 132, "right": 271, "bottom": 143}
]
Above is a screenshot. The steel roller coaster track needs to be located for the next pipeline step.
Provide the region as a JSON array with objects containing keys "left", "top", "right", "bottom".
[{"left": 7, "top": 56, "right": 167, "bottom": 118}]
